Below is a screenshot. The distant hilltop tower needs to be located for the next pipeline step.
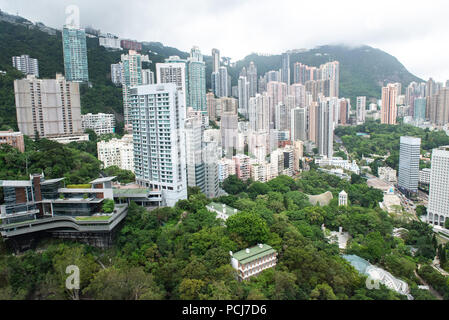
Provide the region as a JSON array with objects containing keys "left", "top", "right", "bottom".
[{"left": 339, "top": 190, "right": 348, "bottom": 206}]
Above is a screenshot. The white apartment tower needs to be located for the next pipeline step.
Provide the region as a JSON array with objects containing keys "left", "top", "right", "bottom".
[
  {"left": 356, "top": 96, "right": 366, "bottom": 124},
  {"left": 12, "top": 55, "right": 39, "bottom": 77},
  {"left": 248, "top": 93, "right": 270, "bottom": 133},
  {"left": 203, "top": 141, "right": 220, "bottom": 198},
  {"left": 97, "top": 135, "right": 134, "bottom": 172},
  {"left": 212, "top": 48, "right": 220, "bottom": 73},
  {"left": 156, "top": 56, "right": 188, "bottom": 108},
  {"left": 398, "top": 136, "right": 421, "bottom": 195},
  {"left": 317, "top": 97, "right": 335, "bottom": 158},
  {"left": 130, "top": 83, "right": 187, "bottom": 207},
  {"left": 111, "top": 63, "right": 123, "bottom": 85},
  {"left": 120, "top": 50, "right": 150, "bottom": 131},
  {"left": 81, "top": 113, "right": 115, "bottom": 135},
  {"left": 291, "top": 107, "right": 307, "bottom": 143},
  {"left": 218, "top": 66, "right": 229, "bottom": 98},
  {"left": 142, "top": 69, "right": 155, "bottom": 85},
  {"left": 238, "top": 76, "right": 250, "bottom": 118},
  {"left": 185, "top": 111, "right": 206, "bottom": 192},
  {"left": 428, "top": 146, "right": 449, "bottom": 226}
]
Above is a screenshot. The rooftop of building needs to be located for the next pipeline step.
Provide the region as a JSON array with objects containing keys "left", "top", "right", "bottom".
[
  {"left": 0, "top": 180, "right": 32, "bottom": 187},
  {"left": 0, "top": 130, "right": 23, "bottom": 136},
  {"left": 40, "top": 178, "right": 65, "bottom": 186},
  {"left": 367, "top": 178, "right": 394, "bottom": 192},
  {"left": 232, "top": 244, "right": 276, "bottom": 265},
  {"left": 206, "top": 202, "right": 239, "bottom": 217},
  {"left": 400, "top": 136, "right": 421, "bottom": 144},
  {"left": 90, "top": 177, "right": 117, "bottom": 184}
]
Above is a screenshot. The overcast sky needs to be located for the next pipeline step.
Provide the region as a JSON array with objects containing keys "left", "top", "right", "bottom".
[{"left": 2, "top": 0, "right": 449, "bottom": 82}]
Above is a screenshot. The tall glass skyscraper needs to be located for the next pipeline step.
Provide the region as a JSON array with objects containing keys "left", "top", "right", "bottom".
[
  {"left": 414, "top": 98, "right": 426, "bottom": 122},
  {"left": 187, "top": 47, "right": 207, "bottom": 114},
  {"left": 62, "top": 26, "right": 89, "bottom": 82}
]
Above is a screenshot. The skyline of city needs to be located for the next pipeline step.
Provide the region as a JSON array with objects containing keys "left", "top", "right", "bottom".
[{"left": 2, "top": 1, "right": 449, "bottom": 304}]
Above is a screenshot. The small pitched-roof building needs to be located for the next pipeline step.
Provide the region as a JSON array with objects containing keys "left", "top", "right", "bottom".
[
  {"left": 206, "top": 202, "right": 239, "bottom": 221},
  {"left": 230, "top": 244, "right": 277, "bottom": 281}
]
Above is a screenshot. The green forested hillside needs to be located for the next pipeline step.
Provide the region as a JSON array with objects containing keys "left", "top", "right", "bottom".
[{"left": 0, "top": 173, "right": 439, "bottom": 300}]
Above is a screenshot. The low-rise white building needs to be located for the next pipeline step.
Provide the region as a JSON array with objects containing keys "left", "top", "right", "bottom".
[
  {"left": 230, "top": 244, "right": 278, "bottom": 281},
  {"left": 99, "top": 33, "right": 121, "bottom": 50},
  {"left": 206, "top": 202, "right": 239, "bottom": 221},
  {"left": 97, "top": 135, "right": 134, "bottom": 172},
  {"left": 82, "top": 113, "right": 115, "bottom": 135},
  {"left": 48, "top": 134, "right": 89, "bottom": 144},
  {"left": 315, "top": 157, "right": 360, "bottom": 175}
]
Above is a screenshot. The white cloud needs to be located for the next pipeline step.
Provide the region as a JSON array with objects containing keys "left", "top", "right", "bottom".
[{"left": 1, "top": 0, "right": 449, "bottom": 82}]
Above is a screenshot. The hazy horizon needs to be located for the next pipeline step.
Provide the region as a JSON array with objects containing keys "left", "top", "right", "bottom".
[{"left": 1, "top": 0, "right": 448, "bottom": 82}]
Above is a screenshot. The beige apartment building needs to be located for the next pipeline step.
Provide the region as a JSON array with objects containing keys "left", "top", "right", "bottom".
[{"left": 14, "top": 74, "right": 84, "bottom": 140}]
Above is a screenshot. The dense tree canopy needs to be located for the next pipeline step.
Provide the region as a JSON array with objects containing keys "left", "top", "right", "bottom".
[{"left": 0, "top": 166, "right": 443, "bottom": 300}]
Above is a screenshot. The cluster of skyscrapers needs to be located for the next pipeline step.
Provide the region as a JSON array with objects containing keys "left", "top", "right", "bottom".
[{"left": 380, "top": 79, "right": 449, "bottom": 129}]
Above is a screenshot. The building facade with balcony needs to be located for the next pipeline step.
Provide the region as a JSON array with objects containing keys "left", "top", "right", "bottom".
[{"left": 0, "top": 175, "right": 128, "bottom": 250}]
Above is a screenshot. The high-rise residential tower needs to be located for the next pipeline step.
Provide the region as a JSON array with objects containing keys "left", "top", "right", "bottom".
[
  {"left": 185, "top": 111, "right": 206, "bottom": 192},
  {"left": 247, "top": 62, "right": 258, "bottom": 97},
  {"left": 238, "top": 76, "right": 250, "bottom": 118},
  {"left": 111, "top": 63, "right": 123, "bottom": 85},
  {"left": 356, "top": 96, "right": 366, "bottom": 124},
  {"left": 317, "top": 97, "right": 335, "bottom": 158},
  {"left": 156, "top": 56, "right": 188, "bottom": 108},
  {"left": 291, "top": 107, "right": 307, "bottom": 143},
  {"left": 381, "top": 84, "right": 398, "bottom": 125},
  {"left": 120, "top": 50, "right": 148, "bottom": 130},
  {"left": 187, "top": 47, "right": 207, "bottom": 114},
  {"left": 398, "top": 136, "right": 421, "bottom": 196},
  {"left": 428, "top": 88, "right": 449, "bottom": 126},
  {"left": 248, "top": 93, "right": 270, "bottom": 133},
  {"left": 212, "top": 48, "right": 220, "bottom": 73},
  {"left": 218, "top": 66, "right": 229, "bottom": 97},
  {"left": 428, "top": 146, "right": 449, "bottom": 226},
  {"left": 12, "top": 55, "right": 39, "bottom": 77},
  {"left": 14, "top": 74, "right": 84, "bottom": 140},
  {"left": 130, "top": 83, "right": 187, "bottom": 207},
  {"left": 142, "top": 69, "right": 155, "bottom": 85},
  {"left": 62, "top": 25, "right": 89, "bottom": 82},
  {"left": 414, "top": 98, "right": 427, "bottom": 122},
  {"left": 281, "top": 52, "right": 291, "bottom": 85}
]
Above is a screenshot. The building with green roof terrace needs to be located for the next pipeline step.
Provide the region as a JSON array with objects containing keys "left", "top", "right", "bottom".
[{"left": 230, "top": 244, "right": 277, "bottom": 281}]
